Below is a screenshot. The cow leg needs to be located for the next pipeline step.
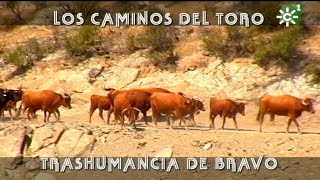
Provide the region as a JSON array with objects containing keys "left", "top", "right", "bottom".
[
  {"left": 169, "top": 116, "right": 174, "bottom": 130},
  {"left": 106, "top": 107, "right": 114, "bottom": 125},
  {"left": 183, "top": 117, "right": 189, "bottom": 130},
  {"left": 27, "top": 109, "right": 32, "bottom": 120},
  {"left": 210, "top": 114, "right": 217, "bottom": 129},
  {"left": 190, "top": 114, "right": 197, "bottom": 127},
  {"left": 47, "top": 112, "right": 52, "bottom": 122},
  {"left": 88, "top": 107, "right": 96, "bottom": 124},
  {"left": 270, "top": 114, "right": 275, "bottom": 121},
  {"left": 292, "top": 119, "right": 302, "bottom": 134},
  {"left": 151, "top": 110, "right": 160, "bottom": 128},
  {"left": 56, "top": 109, "right": 60, "bottom": 121},
  {"left": 43, "top": 111, "right": 47, "bottom": 123},
  {"left": 221, "top": 115, "right": 227, "bottom": 130},
  {"left": 233, "top": 117, "right": 239, "bottom": 130},
  {"left": 142, "top": 111, "right": 148, "bottom": 125},
  {"left": 8, "top": 108, "right": 14, "bottom": 121},
  {"left": 259, "top": 113, "right": 266, "bottom": 133},
  {"left": 166, "top": 115, "right": 171, "bottom": 127},
  {"left": 98, "top": 109, "right": 105, "bottom": 123},
  {"left": 0, "top": 109, "right": 3, "bottom": 121},
  {"left": 286, "top": 118, "right": 293, "bottom": 133}
]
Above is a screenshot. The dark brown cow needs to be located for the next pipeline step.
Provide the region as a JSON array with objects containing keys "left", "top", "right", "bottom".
[
  {"left": 209, "top": 98, "right": 246, "bottom": 130},
  {"left": 150, "top": 92, "right": 203, "bottom": 130},
  {"left": 21, "top": 90, "right": 72, "bottom": 122},
  {"left": 103, "top": 87, "right": 171, "bottom": 124},
  {"left": 113, "top": 91, "right": 150, "bottom": 128},
  {"left": 256, "top": 95, "right": 315, "bottom": 134},
  {"left": 121, "top": 107, "right": 141, "bottom": 129},
  {"left": 89, "top": 95, "right": 111, "bottom": 124}
]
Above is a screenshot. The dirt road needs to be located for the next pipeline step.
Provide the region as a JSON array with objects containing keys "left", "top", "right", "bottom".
[{"left": 1, "top": 100, "right": 319, "bottom": 158}]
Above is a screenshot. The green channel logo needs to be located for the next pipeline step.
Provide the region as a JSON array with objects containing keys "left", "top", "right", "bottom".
[{"left": 276, "top": 4, "right": 303, "bottom": 27}]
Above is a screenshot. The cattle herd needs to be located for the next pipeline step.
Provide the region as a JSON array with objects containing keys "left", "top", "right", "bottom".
[{"left": 0, "top": 86, "right": 317, "bottom": 134}]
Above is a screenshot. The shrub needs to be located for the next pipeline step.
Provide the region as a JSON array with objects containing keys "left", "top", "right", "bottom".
[
  {"left": 254, "top": 27, "right": 302, "bottom": 68},
  {"left": 65, "top": 26, "right": 101, "bottom": 59},
  {"left": 134, "top": 26, "right": 177, "bottom": 52},
  {"left": 5, "top": 38, "right": 46, "bottom": 68},
  {"left": 127, "top": 26, "right": 179, "bottom": 70},
  {"left": 148, "top": 50, "right": 179, "bottom": 71},
  {"left": 202, "top": 27, "right": 254, "bottom": 60},
  {"left": 306, "top": 63, "right": 320, "bottom": 84}
]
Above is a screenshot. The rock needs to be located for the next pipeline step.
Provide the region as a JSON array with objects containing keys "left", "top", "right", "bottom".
[
  {"left": 0, "top": 126, "right": 27, "bottom": 157},
  {"left": 71, "top": 134, "right": 95, "bottom": 156},
  {"left": 34, "top": 172, "right": 57, "bottom": 180},
  {"left": 133, "top": 133, "right": 144, "bottom": 140},
  {"left": 155, "top": 148, "right": 173, "bottom": 158},
  {"left": 102, "top": 67, "right": 141, "bottom": 89},
  {"left": 29, "top": 126, "right": 54, "bottom": 153},
  {"left": 55, "top": 128, "right": 84, "bottom": 156},
  {"left": 203, "top": 143, "right": 213, "bottom": 150},
  {"left": 191, "top": 141, "right": 200, "bottom": 146},
  {"left": 137, "top": 141, "right": 147, "bottom": 149}
]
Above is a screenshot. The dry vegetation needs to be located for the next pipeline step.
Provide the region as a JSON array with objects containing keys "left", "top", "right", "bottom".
[{"left": 0, "top": 1, "right": 319, "bottom": 83}]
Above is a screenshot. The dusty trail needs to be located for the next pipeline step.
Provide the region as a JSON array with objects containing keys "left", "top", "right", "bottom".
[{"left": 1, "top": 100, "right": 319, "bottom": 157}]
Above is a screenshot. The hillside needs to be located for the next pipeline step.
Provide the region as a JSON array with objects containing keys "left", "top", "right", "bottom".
[{"left": 0, "top": 2, "right": 320, "bottom": 179}]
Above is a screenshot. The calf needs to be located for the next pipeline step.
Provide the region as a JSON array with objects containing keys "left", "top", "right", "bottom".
[
  {"left": 89, "top": 95, "right": 111, "bottom": 124},
  {"left": 257, "top": 95, "right": 315, "bottom": 134},
  {"left": 209, "top": 98, "right": 246, "bottom": 130}
]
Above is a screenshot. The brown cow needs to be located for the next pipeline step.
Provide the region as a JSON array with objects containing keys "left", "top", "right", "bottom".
[
  {"left": 256, "top": 95, "right": 315, "bottom": 134},
  {"left": 89, "top": 95, "right": 111, "bottom": 124},
  {"left": 209, "top": 98, "right": 246, "bottom": 130},
  {"left": 103, "top": 87, "right": 170, "bottom": 124},
  {"left": 178, "top": 97, "right": 206, "bottom": 127},
  {"left": 21, "top": 90, "right": 72, "bottom": 122},
  {"left": 113, "top": 91, "right": 149, "bottom": 129},
  {"left": 121, "top": 107, "right": 142, "bottom": 129},
  {"left": 150, "top": 92, "right": 203, "bottom": 130}
]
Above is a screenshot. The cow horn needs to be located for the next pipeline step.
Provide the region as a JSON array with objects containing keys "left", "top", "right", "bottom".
[
  {"left": 132, "top": 107, "right": 142, "bottom": 113},
  {"left": 122, "top": 108, "right": 129, "bottom": 116},
  {"left": 62, "top": 93, "right": 70, "bottom": 98},
  {"left": 302, "top": 99, "right": 309, "bottom": 106}
]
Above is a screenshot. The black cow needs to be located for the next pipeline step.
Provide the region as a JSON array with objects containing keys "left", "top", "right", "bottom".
[{"left": 0, "top": 87, "right": 23, "bottom": 121}]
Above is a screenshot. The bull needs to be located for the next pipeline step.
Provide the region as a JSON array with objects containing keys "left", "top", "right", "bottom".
[
  {"left": 209, "top": 98, "right": 246, "bottom": 130},
  {"left": 256, "top": 95, "right": 315, "bottom": 134}
]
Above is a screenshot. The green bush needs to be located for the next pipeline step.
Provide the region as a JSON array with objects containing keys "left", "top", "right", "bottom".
[
  {"left": 5, "top": 38, "right": 46, "bottom": 67},
  {"left": 254, "top": 27, "right": 302, "bottom": 68},
  {"left": 65, "top": 26, "right": 100, "bottom": 59},
  {"left": 306, "top": 64, "right": 320, "bottom": 84}
]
